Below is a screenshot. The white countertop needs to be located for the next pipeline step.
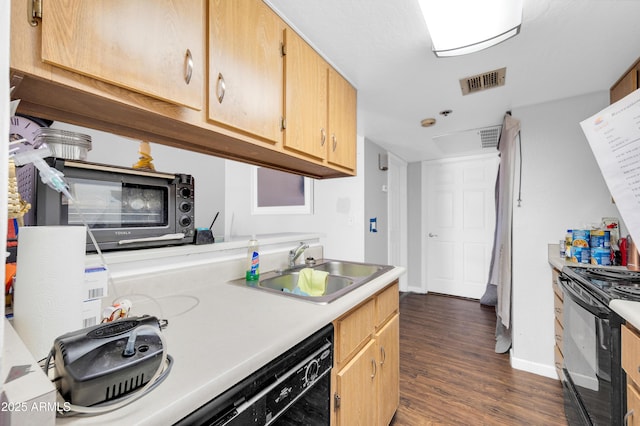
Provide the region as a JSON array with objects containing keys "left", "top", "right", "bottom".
[
  {"left": 610, "top": 299, "right": 640, "bottom": 330},
  {"left": 52, "top": 264, "right": 405, "bottom": 425},
  {"left": 547, "top": 243, "right": 628, "bottom": 271}
]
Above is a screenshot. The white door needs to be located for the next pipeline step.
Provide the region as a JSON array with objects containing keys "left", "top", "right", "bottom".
[{"left": 423, "top": 154, "right": 499, "bottom": 299}]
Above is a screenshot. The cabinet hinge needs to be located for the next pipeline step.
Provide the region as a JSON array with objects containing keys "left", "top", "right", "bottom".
[
  {"left": 281, "top": 117, "right": 286, "bottom": 131},
  {"left": 334, "top": 393, "right": 341, "bottom": 409},
  {"left": 29, "top": 0, "right": 43, "bottom": 27},
  {"left": 280, "top": 42, "right": 287, "bottom": 57}
]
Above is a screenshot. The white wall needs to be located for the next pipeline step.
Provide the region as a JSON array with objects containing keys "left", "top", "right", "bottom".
[
  {"left": 510, "top": 91, "right": 625, "bottom": 377},
  {"left": 224, "top": 135, "right": 366, "bottom": 261},
  {"left": 406, "top": 162, "right": 423, "bottom": 292},
  {"left": 27, "top": 122, "right": 366, "bottom": 262},
  {"left": 364, "top": 140, "right": 388, "bottom": 264}
]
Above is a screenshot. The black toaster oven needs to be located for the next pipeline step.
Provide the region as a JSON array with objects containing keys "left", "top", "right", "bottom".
[{"left": 19, "top": 158, "right": 195, "bottom": 251}]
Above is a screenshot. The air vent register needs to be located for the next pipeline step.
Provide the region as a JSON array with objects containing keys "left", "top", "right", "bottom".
[{"left": 459, "top": 67, "right": 506, "bottom": 95}]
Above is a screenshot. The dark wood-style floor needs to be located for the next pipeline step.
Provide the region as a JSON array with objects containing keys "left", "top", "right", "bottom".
[{"left": 390, "top": 293, "right": 567, "bottom": 426}]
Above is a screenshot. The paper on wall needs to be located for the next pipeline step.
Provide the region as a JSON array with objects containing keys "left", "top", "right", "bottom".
[{"left": 580, "top": 88, "right": 640, "bottom": 246}]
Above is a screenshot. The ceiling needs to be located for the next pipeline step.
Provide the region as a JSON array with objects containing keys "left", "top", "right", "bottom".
[{"left": 265, "top": 0, "right": 640, "bottom": 162}]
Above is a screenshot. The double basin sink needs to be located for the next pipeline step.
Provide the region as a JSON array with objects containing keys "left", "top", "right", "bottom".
[{"left": 233, "top": 259, "right": 394, "bottom": 304}]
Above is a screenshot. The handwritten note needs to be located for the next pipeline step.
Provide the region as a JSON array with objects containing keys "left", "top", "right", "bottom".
[{"left": 580, "top": 88, "right": 640, "bottom": 246}]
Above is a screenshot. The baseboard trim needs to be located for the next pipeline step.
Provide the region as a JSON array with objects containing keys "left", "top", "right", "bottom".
[
  {"left": 406, "top": 285, "right": 427, "bottom": 294},
  {"left": 510, "top": 353, "right": 560, "bottom": 380}
]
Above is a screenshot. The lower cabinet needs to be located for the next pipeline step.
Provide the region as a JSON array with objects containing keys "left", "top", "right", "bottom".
[
  {"left": 376, "top": 314, "right": 400, "bottom": 426},
  {"left": 333, "top": 281, "right": 400, "bottom": 426},
  {"left": 335, "top": 340, "right": 378, "bottom": 426},
  {"left": 623, "top": 324, "right": 640, "bottom": 425},
  {"left": 551, "top": 267, "right": 564, "bottom": 379}
]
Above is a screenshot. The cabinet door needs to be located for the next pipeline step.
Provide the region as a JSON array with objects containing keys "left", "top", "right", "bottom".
[
  {"left": 328, "top": 67, "right": 357, "bottom": 171},
  {"left": 627, "top": 383, "right": 640, "bottom": 426},
  {"left": 376, "top": 314, "right": 400, "bottom": 426},
  {"left": 336, "top": 340, "right": 377, "bottom": 426},
  {"left": 611, "top": 66, "right": 638, "bottom": 104},
  {"left": 209, "top": 0, "right": 282, "bottom": 144},
  {"left": 283, "top": 28, "right": 328, "bottom": 160},
  {"left": 41, "top": 0, "right": 204, "bottom": 110}
]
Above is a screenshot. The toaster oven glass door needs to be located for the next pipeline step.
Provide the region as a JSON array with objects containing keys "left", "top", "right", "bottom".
[{"left": 65, "top": 177, "right": 169, "bottom": 228}]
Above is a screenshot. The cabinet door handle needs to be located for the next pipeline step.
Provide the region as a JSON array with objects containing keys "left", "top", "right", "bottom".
[
  {"left": 184, "top": 49, "right": 193, "bottom": 85},
  {"left": 380, "top": 346, "right": 386, "bottom": 366},
  {"left": 332, "top": 134, "right": 337, "bottom": 152},
  {"left": 624, "top": 409, "right": 634, "bottom": 426},
  {"left": 371, "top": 358, "right": 377, "bottom": 379},
  {"left": 216, "top": 73, "right": 226, "bottom": 104},
  {"left": 321, "top": 128, "right": 326, "bottom": 146},
  {"left": 28, "top": 0, "right": 42, "bottom": 26}
]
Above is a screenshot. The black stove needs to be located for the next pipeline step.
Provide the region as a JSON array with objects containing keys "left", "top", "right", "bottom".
[
  {"left": 559, "top": 265, "right": 631, "bottom": 425},
  {"left": 562, "top": 266, "right": 640, "bottom": 305}
]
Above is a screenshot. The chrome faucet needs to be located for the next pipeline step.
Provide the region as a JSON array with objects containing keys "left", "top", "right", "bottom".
[{"left": 289, "top": 242, "right": 309, "bottom": 268}]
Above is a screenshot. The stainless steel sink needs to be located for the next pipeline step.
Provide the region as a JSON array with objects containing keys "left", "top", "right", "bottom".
[
  {"left": 311, "top": 260, "right": 387, "bottom": 277},
  {"left": 231, "top": 259, "right": 394, "bottom": 304},
  {"left": 259, "top": 272, "right": 354, "bottom": 294}
]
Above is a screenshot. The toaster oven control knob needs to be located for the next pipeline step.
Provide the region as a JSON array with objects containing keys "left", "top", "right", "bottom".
[
  {"left": 179, "top": 201, "right": 192, "bottom": 213},
  {"left": 178, "top": 187, "right": 192, "bottom": 198},
  {"left": 179, "top": 216, "right": 192, "bottom": 227}
]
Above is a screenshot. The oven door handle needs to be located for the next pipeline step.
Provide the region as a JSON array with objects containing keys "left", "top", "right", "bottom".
[
  {"left": 596, "top": 317, "right": 610, "bottom": 351},
  {"left": 558, "top": 276, "right": 610, "bottom": 318}
]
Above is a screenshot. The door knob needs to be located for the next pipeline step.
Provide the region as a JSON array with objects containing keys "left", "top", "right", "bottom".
[{"left": 428, "top": 233, "right": 438, "bottom": 238}]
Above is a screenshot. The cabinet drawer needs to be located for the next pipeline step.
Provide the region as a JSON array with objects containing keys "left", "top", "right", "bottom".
[
  {"left": 554, "top": 344, "right": 564, "bottom": 379},
  {"left": 622, "top": 324, "right": 640, "bottom": 384},
  {"left": 335, "top": 298, "right": 375, "bottom": 365},
  {"left": 552, "top": 269, "right": 563, "bottom": 302},
  {"left": 376, "top": 281, "right": 399, "bottom": 327},
  {"left": 554, "top": 292, "right": 563, "bottom": 322},
  {"left": 554, "top": 318, "right": 563, "bottom": 351}
]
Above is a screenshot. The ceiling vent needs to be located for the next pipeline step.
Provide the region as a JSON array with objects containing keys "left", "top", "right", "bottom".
[
  {"left": 460, "top": 67, "right": 506, "bottom": 95},
  {"left": 479, "top": 125, "right": 501, "bottom": 148},
  {"left": 433, "top": 124, "right": 502, "bottom": 155}
]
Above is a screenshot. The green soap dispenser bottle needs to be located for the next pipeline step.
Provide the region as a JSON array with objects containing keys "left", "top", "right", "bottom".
[{"left": 246, "top": 238, "right": 260, "bottom": 281}]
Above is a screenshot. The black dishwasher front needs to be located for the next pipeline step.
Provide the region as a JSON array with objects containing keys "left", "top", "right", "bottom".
[{"left": 174, "top": 323, "right": 333, "bottom": 426}]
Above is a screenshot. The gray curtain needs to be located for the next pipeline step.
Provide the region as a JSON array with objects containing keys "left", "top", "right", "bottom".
[{"left": 480, "top": 113, "right": 521, "bottom": 354}]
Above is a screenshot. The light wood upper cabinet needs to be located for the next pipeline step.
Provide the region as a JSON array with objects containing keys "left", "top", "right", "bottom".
[
  {"left": 10, "top": 0, "right": 356, "bottom": 178},
  {"left": 611, "top": 57, "right": 640, "bottom": 104},
  {"left": 328, "top": 68, "right": 357, "bottom": 171},
  {"left": 40, "top": 0, "right": 204, "bottom": 110},
  {"left": 282, "top": 28, "right": 357, "bottom": 171},
  {"left": 283, "top": 27, "right": 328, "bottom": 161},
  {"left": 208, "top": 0, "right": 283, "bottom": 144}
]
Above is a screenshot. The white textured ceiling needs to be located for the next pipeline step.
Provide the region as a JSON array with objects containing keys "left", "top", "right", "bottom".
[{"left": 265, "top": 0, "right": 640, "bottom": 162}]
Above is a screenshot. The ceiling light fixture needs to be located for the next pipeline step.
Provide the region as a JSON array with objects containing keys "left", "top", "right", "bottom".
[
  {"left": 421, "top": 118, "right": 436, "bottom": 127},
  {"left": 418, "top": 0, "right": 523, "bottom": 58}
]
